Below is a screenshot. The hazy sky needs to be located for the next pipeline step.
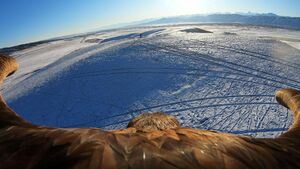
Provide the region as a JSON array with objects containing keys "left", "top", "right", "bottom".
[{"left": 1, "top": 0, "right": 300, "bottom": 48}]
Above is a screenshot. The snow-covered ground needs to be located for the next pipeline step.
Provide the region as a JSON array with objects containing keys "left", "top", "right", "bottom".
[{"left": 2, "top": 24, "right": 300, "bottom": 138}]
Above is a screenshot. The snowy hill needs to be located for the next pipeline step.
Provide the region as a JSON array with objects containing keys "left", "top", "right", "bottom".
[{"left": 1, "top": 24, "right": 300, "bottom": 138}]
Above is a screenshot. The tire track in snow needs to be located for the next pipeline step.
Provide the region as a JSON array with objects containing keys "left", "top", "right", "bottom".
[
  {"left": 64, "top": 96, "right": 276, "bottom": 128},
  {"left": 138, "top": 40, "right": 300, "bottom": 89}
]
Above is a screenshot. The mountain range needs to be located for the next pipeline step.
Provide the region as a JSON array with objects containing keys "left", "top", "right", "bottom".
[{"left": 139, "top": 13, "right": 300, "bottom": 29}]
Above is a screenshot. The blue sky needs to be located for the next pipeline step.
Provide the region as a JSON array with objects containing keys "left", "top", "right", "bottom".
[{"left": 0, "top": 0, "right": 300, "bottom": 48}]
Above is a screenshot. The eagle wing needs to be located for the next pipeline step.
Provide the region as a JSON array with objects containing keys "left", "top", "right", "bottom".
[{"left": 2, "top": 126, "right": 300, "bottom": 169}]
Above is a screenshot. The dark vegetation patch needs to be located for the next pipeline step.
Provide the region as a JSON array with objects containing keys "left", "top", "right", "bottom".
[
  {"left": 85, "top": 38, "right": 102, "bottom": 43},
  {"left": 180, "top": 28, "right": 213, "bottom": 33},
  {"left": 0, "top": 32, "right": 96, "bottom": 55},
  {"left": 223, "top": 32, "right": 237, "bottom": 35},
  {"left": 0, "top": 40, "right": 54, "bottom": 55}
]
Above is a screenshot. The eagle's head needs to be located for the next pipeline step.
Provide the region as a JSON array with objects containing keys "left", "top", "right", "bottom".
[{"left": 127, "top": 112, "right": 181, "bottom": 132}]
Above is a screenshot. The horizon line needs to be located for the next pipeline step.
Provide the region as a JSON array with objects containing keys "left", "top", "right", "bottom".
[{"left": 1, "top": 12, "right": 299, "bottom": 49}]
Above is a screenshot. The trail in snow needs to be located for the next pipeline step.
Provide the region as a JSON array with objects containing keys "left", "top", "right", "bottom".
[{"left": 2, "top": 25, "right": 300, "bottom": 138}]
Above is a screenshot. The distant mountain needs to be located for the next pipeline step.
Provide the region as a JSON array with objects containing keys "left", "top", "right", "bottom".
[
  {"left": 141, "top": 13, "right": 300, "bottom": 29},
  {"left": 234, "top": 12, "right": 278, "bottom": 17}
]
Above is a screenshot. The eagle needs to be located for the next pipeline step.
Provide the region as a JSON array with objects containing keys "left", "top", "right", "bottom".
[{"left": 0, "top": 54, "right": 300, "bottom": 169}]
